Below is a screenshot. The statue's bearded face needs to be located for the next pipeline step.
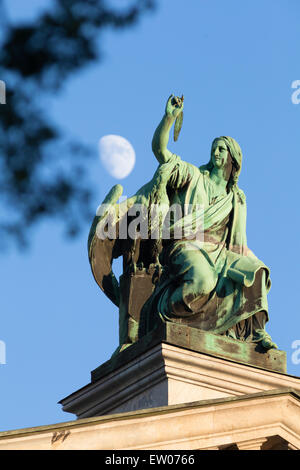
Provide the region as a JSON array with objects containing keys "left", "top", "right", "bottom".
[{"left": 211, "top": 139, "right": 229, "bottom": 169}]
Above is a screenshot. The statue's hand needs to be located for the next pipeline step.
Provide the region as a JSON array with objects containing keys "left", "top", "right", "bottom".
[{"left": 165, "top": 94, "right": 184, "bottom": 119}]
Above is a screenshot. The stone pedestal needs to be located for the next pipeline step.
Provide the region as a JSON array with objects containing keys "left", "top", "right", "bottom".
[{"left": 59, "top": 324, "right": 299, "bottom": 419}]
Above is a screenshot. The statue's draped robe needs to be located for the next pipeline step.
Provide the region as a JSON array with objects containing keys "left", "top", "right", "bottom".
[{"left": 136, "top": 154, "right": 271, "bottom": 337}]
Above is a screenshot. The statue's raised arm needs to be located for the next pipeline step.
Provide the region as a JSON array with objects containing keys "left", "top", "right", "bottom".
[{"left": 152, "top": 94, "right": 184, "bottom": 164}]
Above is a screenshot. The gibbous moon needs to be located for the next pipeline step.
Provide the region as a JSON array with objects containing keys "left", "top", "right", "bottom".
[{"left": 99, "top": 135, "right": 136, "bottom": 179}]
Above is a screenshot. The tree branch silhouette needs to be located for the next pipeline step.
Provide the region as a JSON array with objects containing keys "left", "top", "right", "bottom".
[{"left": 0, "top": 0, "right": 156, "bottom": 248}]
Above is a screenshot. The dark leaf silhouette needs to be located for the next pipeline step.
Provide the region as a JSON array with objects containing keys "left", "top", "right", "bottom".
[{"left": 0, "top": 0, "right": 156, "bottom": 248}]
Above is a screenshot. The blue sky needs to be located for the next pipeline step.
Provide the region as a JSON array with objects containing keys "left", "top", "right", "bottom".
[{"left": 1, "top": 0, "right": 300, "bottom": 431}]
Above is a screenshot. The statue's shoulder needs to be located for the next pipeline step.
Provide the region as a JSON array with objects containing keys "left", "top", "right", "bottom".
[
  {"left": 186, "top": 161, "right": 202, "bottom": 176},
  {"left": 169, "top": 154, "right": 201, "bottom": 178},
  {"left": 199, "top": 164, "right": 210, "bottom": 176}
]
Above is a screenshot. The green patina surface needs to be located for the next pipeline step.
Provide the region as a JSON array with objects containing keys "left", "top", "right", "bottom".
[{"left": 91, "top": 323, "right": 286, "bottom": 383}]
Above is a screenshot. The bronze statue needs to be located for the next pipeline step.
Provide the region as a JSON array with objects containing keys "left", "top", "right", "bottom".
[{"left": 88, "top": 95, "right": 277, "bottom": 356}]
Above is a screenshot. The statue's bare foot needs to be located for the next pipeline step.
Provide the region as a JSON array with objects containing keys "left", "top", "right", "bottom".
[
  {"left": 261, "top": 336, "right": 278, "bottom": 350},
  {"left": 253, "top": 328, "right": 278, "bottom": 350},
  {"left": 255, "top": 330, "right": 278, "bottom": 350}
]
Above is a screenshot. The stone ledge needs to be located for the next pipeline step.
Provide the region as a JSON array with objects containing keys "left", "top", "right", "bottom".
[
  {"left": 4, "top": 388, "right": 300, "bottom": 440},
  {"left": 6, "top": 389, "right": 300, "bottom": 449}
]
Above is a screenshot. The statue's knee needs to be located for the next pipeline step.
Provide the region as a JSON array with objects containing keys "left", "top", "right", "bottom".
[
  {"left": 195, "top": 272, "right": 217, "bottom": 296},
  {"left": 183, "top": 272, "right": 216, "bottom": 298},
  {"left": 179, "top": 253, "right": 217, "bottom": 297}
]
